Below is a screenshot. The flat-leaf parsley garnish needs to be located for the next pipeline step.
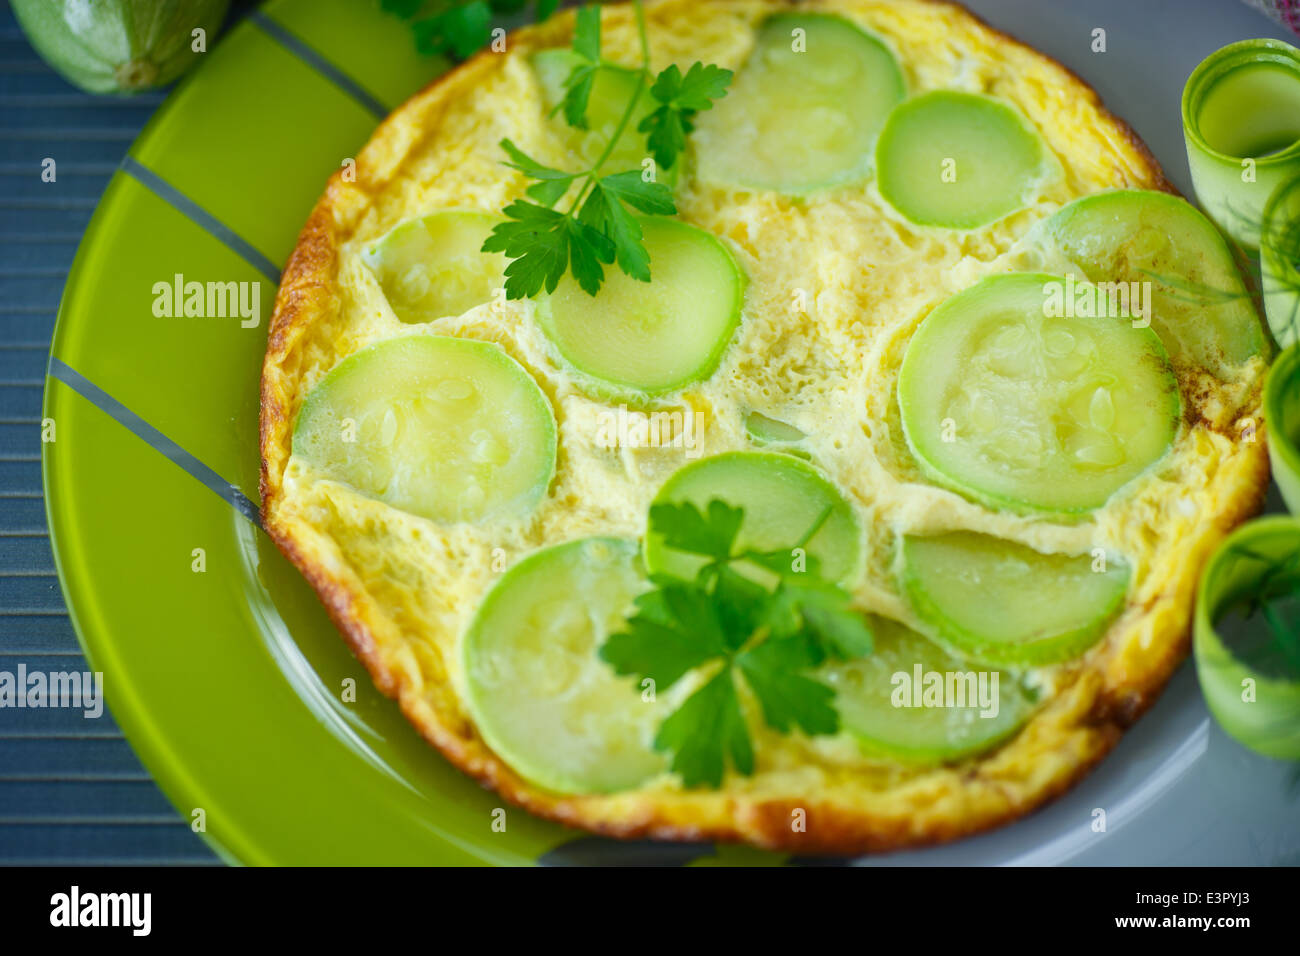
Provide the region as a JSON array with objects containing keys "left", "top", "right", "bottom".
[
  {"left": 639, "top": 61, "right": 734, "bottom": 172},
  {"left": 381, "top": 0, "right": 562, "bottom": 60},
  {"left": 481, "top": 1, "right": 732, "bottom": 299},
  {"left": 601, "top": 501, "right": 874, "bottom": 788}
]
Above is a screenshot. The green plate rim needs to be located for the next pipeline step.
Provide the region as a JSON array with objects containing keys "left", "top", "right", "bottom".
[{"left": 37, "top": 0, "right": 603, "bottom": 867}]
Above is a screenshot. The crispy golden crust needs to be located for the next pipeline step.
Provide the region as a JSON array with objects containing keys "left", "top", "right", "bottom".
[{"left": 260, "top": 0, "right": 1271, "bottom": 856}]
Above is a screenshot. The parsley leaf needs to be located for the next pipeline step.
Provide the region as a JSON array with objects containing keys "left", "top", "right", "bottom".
[
  {"left": 603, "top": 500, "right": 874, "bottom": 788},
  {"left": 792, "top": 589, "right": 876, "bottom": 661},
  {"left": 560, "top": 64, "right": 599, "bottom": 129},
  {"left": 578, "top": 179, "right": 649, "bottom": 282},
  {"left": 662, "top": 61, "right": 734, "bottom": 112},
  {"left": 638, "top": 62, "right": 733, "bottom": 170},
  {"left": 654, "top": 669, "right": 753, "bottom": 788},
  {"left": 596, "top": 170, "right": 677, "bottom": 216},
  {"left": 601, "top": 580, "right": 728, "bottom": 687},
  {"left": 737, "top": 638, "right": 839, "bottom": 736},
  {"left": 763, "top": 577, "right": 874, "bottom": 660},
  {"left": 571, "top": 3, "right": 602, "bottom": 62},
  {"left": 558, "top": 5, "right": 603, "bottom": 128},
  {"left": 498, "top": 139, "right": 579, "bottom": 204},
  {"left": 712, "top": 564, "right": 769, "bottom": 651},
  {"left": 411, "top": 2, "right": 494, "bottom": 60},
  {"left": 563, "top": 215, "right": 616, "bottom": 295},
  {"left": 481, "top": 200, "right": 613, "bottom": 298},
  {"left": 386, "top": 0, "right": 562, "bottom": 61},
  {"left": 649, "top": 500, "right": 744, "bottom": 564}
]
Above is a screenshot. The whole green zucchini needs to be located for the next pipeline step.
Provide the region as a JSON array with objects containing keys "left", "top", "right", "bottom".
[{"left": 12, "top": 0, "right": 231, "bottom": 94}]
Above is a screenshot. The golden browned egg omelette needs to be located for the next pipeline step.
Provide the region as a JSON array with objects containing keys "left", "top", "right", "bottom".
[{"left": 260, "top": 0, "right": 1270, "bottom": 854}]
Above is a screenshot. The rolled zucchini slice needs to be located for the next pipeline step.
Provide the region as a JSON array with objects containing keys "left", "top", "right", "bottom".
[
  {"left": 643, "top": 451, "right": 861, "bottom": 585},
  {"left": 876, "top": 90, "right": 1051, "bottom": 229},
  {"left": 1181, "top": 39, "right": 1300, "bottom": 249},
  {"left": 292, "top": 336, "right": 556, "bottom": 524},
  {"left": 361, "top": 211, "right": 503, "bottom": 323},
  {"left": 535, "top": 217, "right": 744, "bottom": 397},
  {"left": 463, "top": 537, "right": 670, "bottom": 793},
  {"left": 1262, "top": 172, "right": 1300, "bottom": 349},
  {"left": 1194, "top": 517, "right": 1300, "bottom": 760},
  {"left": 1265, "top": 343, "right": 1300, "bottom": 516},
  {"left": 900, "top": 531, "right": 1130, "bottom": 667},
  {"left": 820, "top": 615, "right": 1036, "bottom": 764},
  {"left": 692, "top": 13, "right": 905, "bottom": 193},
  {"left": 897, "top": 272, "right": 1181, "bottom": 516},
  {"left": 1031, "top": 189, "right": 1267, "bottom": 371}
]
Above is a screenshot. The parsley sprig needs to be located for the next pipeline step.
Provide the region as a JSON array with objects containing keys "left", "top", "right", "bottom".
[
  {"left": 639, "top": 62, "right": 733, "bottom": 172},
  {"left": 600, "top": 501, "right": 874, "bottom": 788},
  {"left": 481, "top": 2, "right": 732, "bottom": 299},
  {"left": 381, "top": 1, "right": 561, "bottom": 60}
]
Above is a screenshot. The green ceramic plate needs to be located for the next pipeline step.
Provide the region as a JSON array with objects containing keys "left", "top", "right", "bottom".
[{"left": 40, "top": 0, "right": 780, "bottom": 867}]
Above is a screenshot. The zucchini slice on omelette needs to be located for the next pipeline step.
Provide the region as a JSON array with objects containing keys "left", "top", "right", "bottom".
[{"left": 260, "top": 0, "right": 1270, "bottom": 855}]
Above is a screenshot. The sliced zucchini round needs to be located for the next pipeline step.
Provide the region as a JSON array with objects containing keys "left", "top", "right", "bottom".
[
  {"left": 821, "top": 616, "right": 1036, "bottom": 764},
  {"left": 535, "top": 217, "right": 744, "bottom": 397},
  {"left": 463, "top": 537, "right": 669, "bottom": 794},
  {"left": 876, "top": 91, "right": 1049, "bottom": 229},
  {"left": 292, "top": 336, "right": 556, "bottom": 524},
  {"left": 900, "top": 531, "right": 1130, "bottom": 667},
  {"left": 360, "top": 211, "right": 503, "bottom": 323},
  {"left": 1194, "top": 517, "right": 1300, "bottom": 760},
  {"left": 643, "top": 451, "right": 861, "bottom": 585},
  {"left": 897, "top": 272, "right": 1180, "bottom": 516},
  {"left": 744, "top": 410, "right": 807, "bottom": 445},
  {"left": 532, "top": 49, "right": 671, "bottom": 183},
  {"left": 692, "top": 12, "right": 905, "bottom": 193},
  {"left": 1031, "top": 189, "right": 1268, "bottom": 371},
  {"left": 744, "top": 410, "right": 812, "bottom": 460}
]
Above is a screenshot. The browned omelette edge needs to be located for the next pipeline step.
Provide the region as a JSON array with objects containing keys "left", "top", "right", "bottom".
[{"left": 258, "top": 0, "right": 1270, "bottom": 856}]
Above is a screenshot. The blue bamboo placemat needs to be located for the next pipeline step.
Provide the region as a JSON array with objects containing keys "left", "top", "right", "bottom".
[{"left": 0, "top": 0, "right": 233, "bottom": 866}]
